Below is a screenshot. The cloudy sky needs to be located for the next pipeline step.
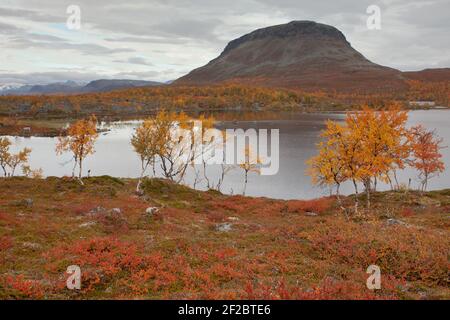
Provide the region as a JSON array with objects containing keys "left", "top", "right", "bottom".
[{"left": 0, "top": 0, "right": 449, "bottom": 84}]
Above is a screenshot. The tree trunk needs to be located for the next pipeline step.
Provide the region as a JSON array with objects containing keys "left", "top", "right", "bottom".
[
  {"left": 352, "top": 179, "right": 359, "bottom": 213},
  {"left": 423, "top": 172, "right": 429, "bottom": 192},
  {"left": 203, "top": 161, "right": 211, "bottom": 189},
  {"left": 386, "top": 173, "right": 393, "bottom": 191},
  {"left": 243, "top": 171, "right": 248, "bottom": 196},
  {"left": 393, "top": 170, "right": 400, "bottom": 190},
  {"left": 366, "top": 183, "right": 371, "bottom": 209},
  {"left": 71, "top": 158, "right": 77, "bottom": 178},
  {"left": 79, "top": 159, "right": 83, "bottom": 179},
  {"left": 136, "top": 169, "right": 145, "bottom": 193},
  {"left": 336, "top": 183, "right": 341, "bottom": 203}
]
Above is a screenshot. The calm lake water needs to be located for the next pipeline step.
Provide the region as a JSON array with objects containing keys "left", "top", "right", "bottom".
[{"left": 4, "top": 110, "right": 450, "bottom": 199}]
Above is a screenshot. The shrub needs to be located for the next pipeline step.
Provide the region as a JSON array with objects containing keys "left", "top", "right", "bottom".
[
  {"left": 1, "top": 275, "right": 44, "bottom": 299},
  {"left": 44, "top": 237, "right": 142, "bottom": 293},
  {"left": 243, "top": 276, "right": 401, "bottom": 300},
  {"left": 286, "top": 197, "right": 334, "bottom": 214},
  {"left": 302, "top": 219, "right": 450, "bottom": 286}
]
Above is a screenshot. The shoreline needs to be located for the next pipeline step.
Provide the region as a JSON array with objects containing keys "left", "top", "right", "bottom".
[{"left": 1, "top": 106, "right": 448, "bottom": 138}]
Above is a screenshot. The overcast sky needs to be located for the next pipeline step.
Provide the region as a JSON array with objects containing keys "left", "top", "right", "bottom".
[{"left": 0, "top": 0, "right": 449, "bottom": 84}]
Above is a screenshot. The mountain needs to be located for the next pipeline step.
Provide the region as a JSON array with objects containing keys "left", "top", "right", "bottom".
[
  {"left": 28, "top": 80, "right": 83, "bottom": 94},
  {"left": 82, "top": 79, "right": 162, "bottom": 93},
  {"left": 0, "top": 79, "right": 164, "bottom": 95},
  {"left": 0, "top": 83, "right": 26, "bottom": 91},
  {"left": 175, "top": 21, "right": 408, "bottom": 92},
  {"left": 0, "top": 83, "right": 34, "bottom": 95}
]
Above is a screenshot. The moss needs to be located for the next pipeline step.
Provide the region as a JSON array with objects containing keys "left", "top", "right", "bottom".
[{"left": 86, "top": 175, "right": 125, "bottom": 186}]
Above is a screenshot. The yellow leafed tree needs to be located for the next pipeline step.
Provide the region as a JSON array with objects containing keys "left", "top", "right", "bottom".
[
  {"left": 0, "top": 137, "right": 32, "bottom": 177},
  {"left": 308, "top": 105, "right": 410, "bottom": 210},
  {"left": 56, "top": 115, "right": 98, "bottom": 182}
]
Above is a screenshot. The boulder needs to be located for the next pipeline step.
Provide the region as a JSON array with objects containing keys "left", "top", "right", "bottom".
[
  {"left": 19, "top": 198, "right": 33, "bottom": 207},
  {"left": 386, "top": 218, "right": 408, "bottom": 226},
  {"left": 22, "top": 242, "right": 42, "bottom": 250},
  {"left": 216, "top": 223, "right": 232, "bottom": 232},
  {"left": 89, "top": 206, "right": 106, "bottom": 215},
  {"left": 145, "top": 207, "right": 159, "bottom": 216},
  {"left": 79, "top": 221, "right": 97, "bottom": 228},
  {"left": 110, "top": 208, "right": 122, "bottom": 215}
]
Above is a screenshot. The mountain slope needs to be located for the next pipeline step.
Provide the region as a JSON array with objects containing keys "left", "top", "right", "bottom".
[{"left": 175, "top": 21, "right": 406, "bottom": 92}]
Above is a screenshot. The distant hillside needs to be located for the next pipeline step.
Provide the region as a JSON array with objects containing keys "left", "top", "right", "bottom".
[
  {"left": 403, "top": 68, "right": 450, "bottom": 82},
  {"left": 82, "top": 79, "right": 162, "bottom": 93},
  {"left": 28, "top": 81, "right": 82, "bottom": 94},
  {"left": 0, "top": 79, "right": 163, "bottom": 95}
]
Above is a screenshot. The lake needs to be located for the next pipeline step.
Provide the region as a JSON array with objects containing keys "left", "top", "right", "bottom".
[{"left": 4, "top": 110, "right": 450, "bottom": 199}]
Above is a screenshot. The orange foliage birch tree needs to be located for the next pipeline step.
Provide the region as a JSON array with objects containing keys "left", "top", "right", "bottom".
[
  {"left": 409, "top": 125, "right": 445, "bottom": 191},
  {"left": 308, "top": 105, "right": 411, "bottom": 210},
  {"left": 0, "top": 137, "right": 32, "bottom": 177},
  {"left": 56, "top": 115, "right": 98, "bottom": 182}
]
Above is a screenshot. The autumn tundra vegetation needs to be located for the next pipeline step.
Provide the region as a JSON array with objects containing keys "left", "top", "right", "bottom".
[{"left": 0, "top": 105, "right": 448, "bottom": 300}]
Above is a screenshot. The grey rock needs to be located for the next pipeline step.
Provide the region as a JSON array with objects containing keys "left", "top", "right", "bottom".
[
  {"left": 145, "top": 207, "right": 159, "bottom": 216},
  {"left": 386, "top": 218, "right": 408, "bottom": 226},
  {"left": 88, "top": 206, "right": 106, "bottom": 215},
  {"left": 79, "top": 221, "right": 97, "bottom": 228},
  {"left": 22, "top": 242, "right": 42, "bottom": 250},
  {"left": 216, "top": 223, "right": 232, "bottom": 232},
  {"left": 22, "top": 198, "right": 33, "bottom": 207},
  {"left": 110, "top": 208, "right": 122, "bottom": 215}
]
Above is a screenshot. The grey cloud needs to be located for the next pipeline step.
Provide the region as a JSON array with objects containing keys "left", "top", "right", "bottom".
[
  {"left": 8, "top": 36, "right": 135, "bottom": 55},
  {"left": 0, "top": 7, "right": 61, "bottom": 22},
  {"left": 149, "top": 18, "right": 222, "bottom": 42},
  {"left": 127, "top": 57, "right": 153, "bottom": 66},
  {"left": 104, "top": 36, "right": 187, "bottom": 45},
  {"left": 113, "top": 57, "right": 154, "bottom": 66},
  {"left": 0, "top": 0, "right": 448, "bottom": 84},
  {"left": 114, "top": 70, "right": 161, "bottom": 78},
  {"left": 0, "top": 21, "right": 23, "bottom": 34},
  {"left": 0, "top": 71, "right": 102, "bottom": 84}
]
